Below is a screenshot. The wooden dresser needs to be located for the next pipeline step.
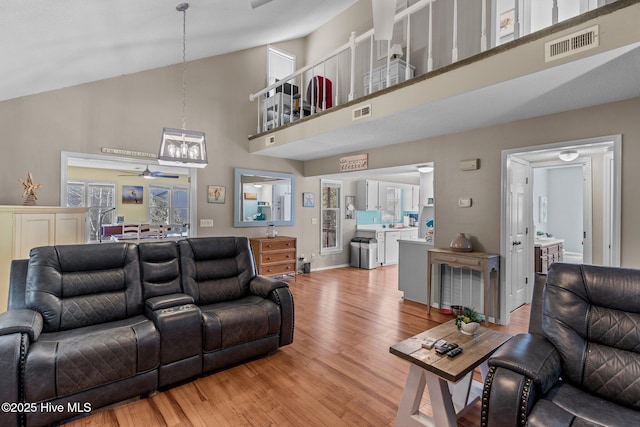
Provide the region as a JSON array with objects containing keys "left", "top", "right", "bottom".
[
  {"left": 534, "top": 239, "right": 564, "bottom": 273},
  {"left": 250, "top": 236, "right": 297, "bottom": 278}
]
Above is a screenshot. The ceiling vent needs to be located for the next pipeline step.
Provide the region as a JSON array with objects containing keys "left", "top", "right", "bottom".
[
  {"left": 352, "top": 104, "right": 372, "bottom": 121},
  {"left": 545, "top": 25, "right": 599, "bottom": 62}
]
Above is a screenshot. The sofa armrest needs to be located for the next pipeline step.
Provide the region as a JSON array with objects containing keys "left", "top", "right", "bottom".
[
  {"left": 249, "top": 275, "right": 289, "bottom": 298},
  {"left": 489, "top": 333, "right": 561, "bottom": 393},
  {"left": 145, "top": 293, "right": 195, "bottom": 311},
  {"left": 0, "top": 309, "right": 43, "bottom": 341},
  {"left": 483, "top": 334, "right": 561, "bottom": 427}
]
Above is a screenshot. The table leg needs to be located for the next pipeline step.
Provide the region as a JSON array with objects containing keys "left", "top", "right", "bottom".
[
  {"left": 395, "top": 364, "right": 465, "bottom": 427},
  {"left": 427, "top": 260, "right": 432, "bottom": 315},
  {"left": 396, "top": 364, "right": 429, "bottom": 427}
]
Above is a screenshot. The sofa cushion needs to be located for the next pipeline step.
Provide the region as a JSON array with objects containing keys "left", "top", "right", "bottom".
[
  {"left": 179, "top": 237, "right": 257, "bottom": 305},
  {"left": 26, "top": 243, "right": 142, "bottom": 332},
  {"left": 139, "top": 241, "right": 182, "bottom": 299},
  {"left": 544, "top": 264, "right": 640, "bottom": 410},
  {"left": 23, "top": 315, "right": 159, "bottom": 402},
  {"left": 528, "top": 382, "right": 640, "bottom": 427},
  {"left": 201, "top": 295, "right": 281, "bottom": 352}
]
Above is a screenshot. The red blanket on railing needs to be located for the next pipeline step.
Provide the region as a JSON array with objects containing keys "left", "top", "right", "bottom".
[{"left": 307, "top": 76, "right": 332, "bottom": 110}]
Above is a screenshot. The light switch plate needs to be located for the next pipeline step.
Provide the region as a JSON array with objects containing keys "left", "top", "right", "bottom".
[
  {"left": 200, "top": 219, "right": 214, "bottom": 227},
  {"left": 458, "top": 197, "right": 472, "bottom": 208}
]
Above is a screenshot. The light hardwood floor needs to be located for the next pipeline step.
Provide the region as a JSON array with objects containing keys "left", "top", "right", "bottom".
[{"left": 65, "top": 265, "right": 529, "bottom": 427}]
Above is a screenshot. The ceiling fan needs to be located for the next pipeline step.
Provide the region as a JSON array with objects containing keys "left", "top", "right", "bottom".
[{"left": 119, "top": 166, "right": 179, "bottom": 179}]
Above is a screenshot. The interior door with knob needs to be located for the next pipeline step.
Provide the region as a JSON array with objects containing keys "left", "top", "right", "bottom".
[{"left": 508, "top": 156, "right": 530, "bottom": 311}]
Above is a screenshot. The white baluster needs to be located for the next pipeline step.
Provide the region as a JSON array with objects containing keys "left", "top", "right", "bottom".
[
  {"left": 386, "top": 39, "right": 391, "bottom": 89},
  {"left": 349, "top": 31, "right": 356, "bottom": 101},
  {"left": 481, "top": 0, "right": 487, "bottom": 52},
  {"left": 335, "top": 54, "right": 339, "bottom": 107},
  {"left": 405, "top": 14, "right": 412, "bottom": 81},
  {"left": 369, "top": 34, "right": 374, "bottom": 95},
  {"left": 427, "top": 1, "right": 433, "bottom": 72},
  {"left": 322, "top": 61, "right": 327, "bottom": 110},
  {"left": 452, "top": 0, "right": 458, "bottom": 62}
]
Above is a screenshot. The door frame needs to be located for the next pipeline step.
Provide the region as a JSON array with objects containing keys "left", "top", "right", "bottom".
[{"left": 500, "top": 135, "right": 621, "bottom": 325}]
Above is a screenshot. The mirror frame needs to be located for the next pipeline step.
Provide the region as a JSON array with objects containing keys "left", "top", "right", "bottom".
[{"left": 234, "top": 167, "right": 296, "bottom": 227}]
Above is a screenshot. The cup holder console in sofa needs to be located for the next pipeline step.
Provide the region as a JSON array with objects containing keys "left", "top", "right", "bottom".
[{"left": 0, "top": 236, "right": 294, "bottom": 427}]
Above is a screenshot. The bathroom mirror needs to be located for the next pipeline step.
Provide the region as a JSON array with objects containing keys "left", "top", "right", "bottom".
[{"left": 234, "top": 168, "right": 295, "bottom": 227}]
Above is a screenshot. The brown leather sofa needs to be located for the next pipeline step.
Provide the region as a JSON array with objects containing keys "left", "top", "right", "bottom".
[
  {"left": 0, "top": 236, "right": 294, "bottom": 426},
  {"left": 482, "top": 263, "right": 640, "bottom": 426}
]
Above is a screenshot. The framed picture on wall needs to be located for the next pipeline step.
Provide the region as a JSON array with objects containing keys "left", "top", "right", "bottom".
[
  {"left": 303, "top": 192, "right": 315, "bottom": 208},
  {"left": 345, "top": 195, "right": 356, "bottom": 219},
  {"left": 208, "top": 185, "right": 225, "bottom": 204},
  {"left": 122, "top": 185, "right": 143, "bottom": 204}
]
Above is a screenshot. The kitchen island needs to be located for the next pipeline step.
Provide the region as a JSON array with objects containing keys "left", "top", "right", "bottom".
[{"left": 397, "top": 238, "right": 433, "bottom": 304}]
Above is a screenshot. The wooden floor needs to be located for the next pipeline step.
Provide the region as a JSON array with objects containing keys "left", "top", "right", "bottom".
[{"left": 65, "top": 265, "right": 529, "bottom": 427}]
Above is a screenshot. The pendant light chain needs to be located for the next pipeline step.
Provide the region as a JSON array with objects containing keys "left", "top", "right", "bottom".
[{"left": 181, "top": 5, "right": 187, "bottom": 131}]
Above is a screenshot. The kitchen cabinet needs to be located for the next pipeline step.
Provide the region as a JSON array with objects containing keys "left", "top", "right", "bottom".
[
  {"left": 535, "top": 239, "right": 564, "bottom": 273},
  {"left": 402, "top": 185, "right": 420, "bottom": 212},
  {"left": 0, "top": 206, "right": 88, "bottom": 311},
  {"left": 385, "top": 228, "right": 419, "bottom": 265},
  {"left": 356, "top": 180, "right": 380, "bottom": 211},
  {"left": 385, "top": 231, "right": 401, "bottom": 264}
]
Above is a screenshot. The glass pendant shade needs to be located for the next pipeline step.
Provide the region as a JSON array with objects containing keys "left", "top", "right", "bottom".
[
  {"left": 158, "top": 3, "right": 208, "bottom": 168},
  {"left": 158, "top": 128, "right": 207, "bottom": 168}
]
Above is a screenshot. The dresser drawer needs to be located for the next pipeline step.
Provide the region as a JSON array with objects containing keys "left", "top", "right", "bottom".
[
  {"left": 259, "top": 262, "right": 296, "bottom": 276},
  {"left": 261, "top": 251, "right": 295, "bottom": 264},
  {"left": 261, "top": 239, "right": 295, "bottom": 251}
]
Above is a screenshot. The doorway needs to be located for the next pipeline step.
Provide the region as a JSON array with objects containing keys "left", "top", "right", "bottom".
[{"left": 500, "top": 136, "right": 621, "bottom": 324}]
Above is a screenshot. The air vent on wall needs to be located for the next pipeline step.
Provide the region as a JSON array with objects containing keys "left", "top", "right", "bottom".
[
  {"left": 352, "top": 104, "right": 371, "bottom": 121},
  {"left": 545, "top": 25, "right": 599, "bottom": 62},
  {"left": 265, "top": 135, "right": 276, "bottom": 146}
]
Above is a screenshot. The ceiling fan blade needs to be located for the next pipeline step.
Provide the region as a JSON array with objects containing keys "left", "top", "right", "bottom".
[
  {"left": 153, "top": 173, "right": 180, "bottom": 179},
  {"left": 249, "top": 0, "right": 273, "bottom": 9}
]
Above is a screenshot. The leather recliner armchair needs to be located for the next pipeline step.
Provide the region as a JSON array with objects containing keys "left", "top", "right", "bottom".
[{"left": 482, "top": 263, "right": 640, "bottom": 426}]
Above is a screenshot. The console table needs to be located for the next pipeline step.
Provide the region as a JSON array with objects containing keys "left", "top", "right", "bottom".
[{"left": 427, "top": 248, "right": 500, "bottom": 324}]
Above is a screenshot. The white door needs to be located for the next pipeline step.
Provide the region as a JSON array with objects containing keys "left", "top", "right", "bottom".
[{"left": 508, "top": 157, "right": 530, "bottom": 311}]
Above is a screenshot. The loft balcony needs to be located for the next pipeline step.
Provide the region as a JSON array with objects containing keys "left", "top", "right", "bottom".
[{"left": 248, "top": 0, "right": 640, "bottom": 162}]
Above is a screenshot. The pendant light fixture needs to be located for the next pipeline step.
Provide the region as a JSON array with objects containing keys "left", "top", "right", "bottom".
[{"left": 158, "top": 3, "right": 208, "bottom": 168}]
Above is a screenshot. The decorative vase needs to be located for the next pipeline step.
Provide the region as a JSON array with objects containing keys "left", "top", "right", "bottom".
[
  {"left": 266, "top": 223, "right": 278, "bottom": 239},
  {"left": 460, "top": 321, "right": 480, "bottom": 335},
  {"left": 449, "top": 232, "right": 472, "bottom": 252}
]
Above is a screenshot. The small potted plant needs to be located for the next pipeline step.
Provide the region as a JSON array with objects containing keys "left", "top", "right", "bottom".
[{"left": 455, "top": 307, "right": 482, "bottom": 335}]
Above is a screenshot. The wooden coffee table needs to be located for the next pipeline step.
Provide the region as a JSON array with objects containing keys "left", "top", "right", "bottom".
[{"left": 390, "top": 320, "right": 512, "bottom": 426}]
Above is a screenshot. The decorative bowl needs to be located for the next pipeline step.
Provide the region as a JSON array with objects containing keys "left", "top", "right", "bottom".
[{"left": 460, "top": 321, "right": 480, "bottom": 335}]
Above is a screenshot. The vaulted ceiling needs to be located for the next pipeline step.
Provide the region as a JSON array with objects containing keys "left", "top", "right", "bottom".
[{"left": 0, "top": 0, "right": 357, "bottom": 102}]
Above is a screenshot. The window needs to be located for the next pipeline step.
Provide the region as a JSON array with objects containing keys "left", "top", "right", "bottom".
[
  {"left": 149, "top": 185, "right": 189, "bottom": 225},
  {"left": 320, "top": 179, "right": 343, "bottom": 254},
  {"left": 66, "top": 180, "right": 116, "bottom": 241}
]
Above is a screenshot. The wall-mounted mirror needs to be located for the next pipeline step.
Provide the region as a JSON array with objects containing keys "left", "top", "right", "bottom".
[{"left": 234, "top": 168, "right": 295, "bottom": 227}]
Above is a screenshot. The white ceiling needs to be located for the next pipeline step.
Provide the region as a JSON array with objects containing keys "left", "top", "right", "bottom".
[{"left": 0, "top": 0, "right": 357, "bottom": 102}]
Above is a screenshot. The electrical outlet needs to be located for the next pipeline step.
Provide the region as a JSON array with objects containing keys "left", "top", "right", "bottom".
[
  {"left": 311, "top": 218, "right": 317, "bottom": 225},
  {"left": 200, "top": 219, "right": 214, "bottom": 227},
  {"left": 458, "top": 197, "right": 472, "bottom": 208}
]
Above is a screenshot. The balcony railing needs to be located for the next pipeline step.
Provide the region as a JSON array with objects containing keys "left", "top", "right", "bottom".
[{"left": 249, "top": 0, "right": 617, "bottom": 135}]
